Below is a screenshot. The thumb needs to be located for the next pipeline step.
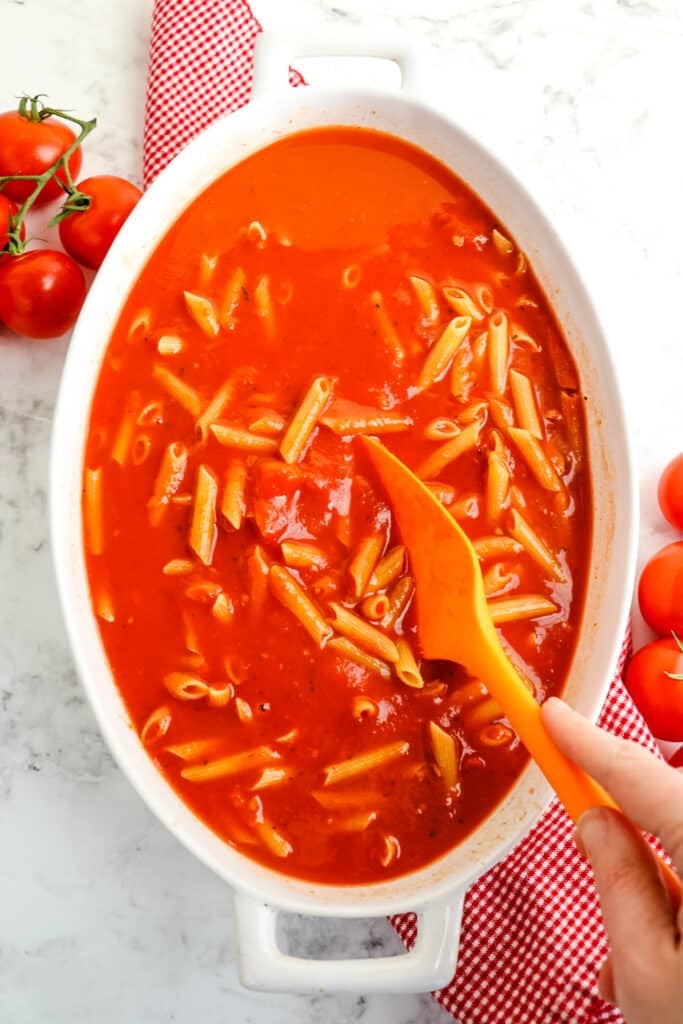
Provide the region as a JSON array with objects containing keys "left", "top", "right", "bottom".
[{"left": 576, "top": 808, "right": 673, "bottom": 964}]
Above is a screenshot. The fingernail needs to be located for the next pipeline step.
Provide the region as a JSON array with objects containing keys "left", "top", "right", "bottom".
[{"left": 575, "top": 807, "right": 609, "bottom": 857}]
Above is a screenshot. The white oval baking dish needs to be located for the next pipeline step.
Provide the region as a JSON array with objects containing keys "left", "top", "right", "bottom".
[{"left": 50, "top": 30, "right": 637, "bottom": 995}]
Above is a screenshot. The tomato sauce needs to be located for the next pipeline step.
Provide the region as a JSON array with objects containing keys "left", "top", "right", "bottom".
[{"left": 83, "top": 128, "right": 591, "bottom": 884}]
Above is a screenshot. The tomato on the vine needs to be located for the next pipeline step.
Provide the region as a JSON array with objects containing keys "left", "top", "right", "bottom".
[
  {"left": 58, "top": 175, "right": 141, "bottom": 269},
  {"left": 0, "top": 250, "right": 86, "bottom": 338},
  {"left": 625, "top": 635, "right": 683, "bottom": 740},
  {"left": 658, "top": 453, "right": 683, "bottom": 533},
  {"left": 0, "top": 109, "right": 82, "bottom": 205},
  {"left": 0, "top": 194, "right": 25, "bottom": 250},
  {"left": 638, "top": 541, "right": 683, "bottom": 636}
]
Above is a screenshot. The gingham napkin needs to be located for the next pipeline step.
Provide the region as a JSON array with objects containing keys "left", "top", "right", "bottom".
[{"left": 143, "top": 5, "right": 662, "bottom": 1020}]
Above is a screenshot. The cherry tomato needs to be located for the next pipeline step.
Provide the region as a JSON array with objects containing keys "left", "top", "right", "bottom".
[
  {"left": 0, "top": 250, "right": 86, "bottom": 339},
  {"left": 0, "top": 194, "right": 25, "bottom": 249},
  {"left": 658, "top": 453, "right": 683, "bottom": 532},
  {"left": 0, "top": 110, "right": 82, "bottom": 205},
  {"left": 625, "top": 636, "right": 683, "bottom": 740},
  {"left": 58, "top": 175, "right": 141, "bottom": 269},
  {"left": 670, "top": 746, "right": 683, "bottom": 769},
  {"left": 638, "top": 541, "right": 683, "bottom": 636}
]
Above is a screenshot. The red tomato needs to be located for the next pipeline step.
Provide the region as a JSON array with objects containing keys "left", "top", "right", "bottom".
[
  {"left": 658, "top": 453, "right": 683, "bottom": 532},
  {"left": 669, "top": 746, "right": 683, "bottom": 769},
  {"left": 625, "top": 636, "right": 683, "bottom": 740},
  {"left": 0, "top": 194, "right": 25, "bottom": 249},
  {"left": 0, "top": 110, "right": 83, "bottom": 205},
  {"left": 638, "top": 541, "right": 683, "bottom": 636},
  {"left": 58, "top": 175, "right": 142, "bottom": 269},
  {"left": 0, "top": 250, "right": 86, "bottom": 339}
]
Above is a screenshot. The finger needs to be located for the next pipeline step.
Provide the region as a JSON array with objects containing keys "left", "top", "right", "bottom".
[
  {"left": 542, "top": 697, "right": 683, "bottom": 875},
  {"left": 597, "top": 957, "right": 616, "bottom": 1005},
  {"left": 576, "top": 806, "right": 677, "bottom": 957}
]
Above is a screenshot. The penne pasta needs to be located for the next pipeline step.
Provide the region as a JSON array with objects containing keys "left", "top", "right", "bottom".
[
  {"left": 185, "top": 579, "right": 222, "bottom": 603},
  {"left": 486, "top": 450, "right": 510, "bottom": 525},
  {"left": 348, "top": 534, "right": 384, "bottom": 598},
  {"left": 342, "top": 264, "right": 361, "bottom": 289},
  {"left": 491, "top": 228, "right": 514, "bottom": 255},
  {"left": 312, "top": 786, "right": 382, "bottom": 809},
  {"left": 127, "top": 307, "right": 151, "bottom": 342},
  {"left": 181, "top": 745, "right": 280, "bottom": 783},
  {"left": 321, "top": 402, "right": 412, "bottom": 436},
  {"left": 328, "top": 603, "right": 399, "bottom": 663},
  {"left": 360, "top": 593, "right": 390, "bottom": 621},
  {"left": 153, "top": 363, "right": 203, "bottom": 418},
  {"left": 488, "top": 310, "right": 509, "bottom": 393},
  {"left": 370, "top": 291, "right": 405, "bottom": 364},
  {"left": 281, "top": 540, "right": 328, "bottom": 570},
  {"left": 510, "top": 369, "right": 543, "bottom": 439},
  {"left": 409, "top": 275, "right": 440, "bottom": 324},
  {"left": 269, "top": 564, "right": 332, "bottom": 646},
  {"left": 450, "top": 340, "right": 474, "bottom": 401},
  {"left": 164, "top": 672, "right": 210, "bottom": 701},
  {"left": 488, "top": 594, "right": 558, "bottom": 624},
  {"left": 208, "top": 681, "right": 234, "bottom": 707},
  {"left": 84, "top": 466, "right": 104, "bottom": 555},
  {"left": 429, "top": 721, "right": 459, "bottom": 791},
  {"left": 219, "top": 266, "right": 247, "bottom": 329},
  {"left": 212, "top": 591, "right": 235, "bottom": 625},
  {"left": 464, "top": 697, "right": 504, "bottom": 731},
  {"left": 450, "top": 679, "right": 489, "bottom": 711},
  {"left": 508, "top": 508, "right": 565, "bottom": 581},
  {"left": 131, "top": 434, "right": 152, "bottom": 466},
  {"left": 253, "top": 275, "right": 275, "bottom": 340},
  {"left": 94, "top": 580, "right": 115, "bottom": 622},
  {"left": 235, "top": 697, "right": 254, "bottom": 723},
  {"left": 473, "top": 535, "right": 524, "bottom": 560},
  {"left": 247, "top": 545, "right": 270, "bottom": 615},
  {"left": 336, "top": 810, "right": 377, "bottom": 832},
  {"left": 210, "top": 423, "right": 279, "bottom": 453},
  {"left": 475, "top": 284, "right": 494, "bottom": 315},
  {"left": 351, "top": 696, "right": 379, "bottom": 720},
  {"left": 140, "top": 705, "right": 172, "bottom": 746},
  {"left": 395, "top": 639, "right": 424, "bottom": 689},
  {"left": 196, "top": 376, "right": 239, "bottom": 441},
  {"left": 507, "top": 426, "right": 563, "bottom": 492},
  {"left": 189, "top": 465, "right": 218, "bottom": 565},
  {"left": 248, "top": 411, "right": 286, "bottom": 437},
  {"left": 252, "top": 766, "right": 290, "bottom": 791},
  {"left": 165, "top": 738, "right": 219, "bottom": 761},
  {"left": 184, "top": 290, "right": 220, "bottom": 337},
  {"left": 280, "top": 376, "right": 334, "bottom": 463},
  {"left": 417, "top": 316, "right": 471, "bottom": 391},
  {"left": 111, "top": 391, "right": 142, "bottom": 466},
  {"left": 220, "top": 458, "right": 248, "bottom": 530},
  {"left": 479, "top": 723, "right": 516, "bottom": 747},
  {"left": 255, "top": 820, "right": 293, "bottom": 858},
  {"left": 383, "top": 575, "right": 414, "bottom": 629},
  {"left": 323, "top": 740, "right": 409, "bottom": 785},
  {"left": 416, "top": 418, "right": 482, "bottom": 480},
  {"left": 156, "top": 334, "right": 184, "bottom": 356},
  {"left": 328, "top": 636, "right": 391, "bottom": 679},
  {"left": 424, "top": 417, "right": 459, "bottom": 441},
  {"left": 482, "top": 562, "right": 517, "bottom": 598},
  {"left": 451, "top": 493, "right": 480, "bottom": 520},
  {"left": 443, "top": 286, "right": 485, "bottom": 321},
  {"left": 148, "top": 442, "right": 188, "bottom": 527}
]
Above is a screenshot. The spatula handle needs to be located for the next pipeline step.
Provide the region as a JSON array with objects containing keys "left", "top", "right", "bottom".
[{"left": 478, "top": 649, "right": 681, "bottom": 908}]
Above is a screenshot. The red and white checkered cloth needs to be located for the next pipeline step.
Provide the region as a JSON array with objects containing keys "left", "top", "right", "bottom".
[{"left": 143, "top": 5, "right": 663, "bottom": 1020}]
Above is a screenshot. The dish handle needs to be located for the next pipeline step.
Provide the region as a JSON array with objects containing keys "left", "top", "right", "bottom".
[
  {"left": 232, "top": 889, "right": 463, "bottom": 993},
  {"left": 251, "top": 30, "right": 426, "bottom": 100}
]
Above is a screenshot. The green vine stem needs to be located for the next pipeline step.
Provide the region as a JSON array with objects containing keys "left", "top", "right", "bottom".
[{"left": 0, "top": 95, "right": 96, "bottom": 254}]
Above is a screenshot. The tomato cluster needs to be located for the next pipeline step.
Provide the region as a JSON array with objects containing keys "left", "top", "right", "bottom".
[
  {"left": 0, "top": 96, "right": 141, "bottom": 339},
  {"left": 625, "top": 454, "right": 683, "bottom": 749}
]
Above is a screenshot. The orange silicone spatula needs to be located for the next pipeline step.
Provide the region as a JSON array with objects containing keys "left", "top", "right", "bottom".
[{"left": 361, "top": 435, "right": 681, "bottom": 906}]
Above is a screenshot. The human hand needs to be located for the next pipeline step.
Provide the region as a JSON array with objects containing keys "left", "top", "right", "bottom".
[{"left": 541, "top": 697, "right": 683, "bottom": 1024}]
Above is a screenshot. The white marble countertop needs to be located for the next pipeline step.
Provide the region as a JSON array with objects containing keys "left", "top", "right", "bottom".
[{"left": 1, "top": 1, "right": 682, "bottom": 1021}]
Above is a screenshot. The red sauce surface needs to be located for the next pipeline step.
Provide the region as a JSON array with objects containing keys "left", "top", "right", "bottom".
[{"left": 83, "top": 128, "right": 591, "bottom": 884}]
